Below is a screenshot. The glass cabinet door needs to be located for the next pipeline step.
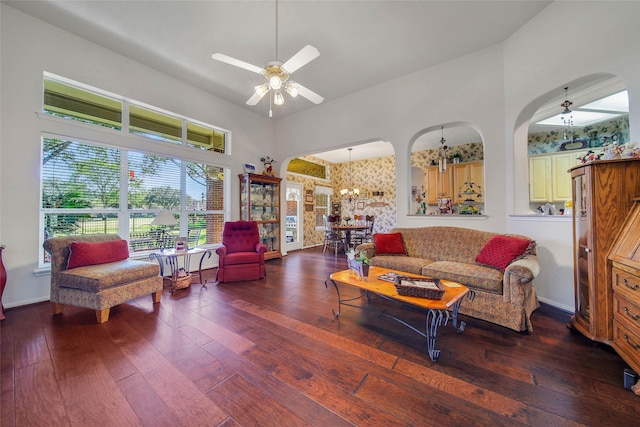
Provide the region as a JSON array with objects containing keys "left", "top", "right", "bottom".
[
  {"left": 573, "top": 169, "right": 592, "bottom": 325},
  {"left": 239, "top": 173, "right": 282, "bottom": 259}
]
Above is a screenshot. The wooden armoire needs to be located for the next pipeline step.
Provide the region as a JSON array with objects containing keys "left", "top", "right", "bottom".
[{"left": 569, "top": 158, "right": 640, "bottom": 343}]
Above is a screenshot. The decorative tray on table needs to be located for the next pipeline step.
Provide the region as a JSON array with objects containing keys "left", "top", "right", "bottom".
[{"left": 393, "top": 276, "right": 444, "bottom": 299}]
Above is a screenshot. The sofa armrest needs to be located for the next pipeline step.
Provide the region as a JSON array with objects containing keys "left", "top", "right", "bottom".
[
  {"left": 354, "top": 243, "right": 376, "bottom": 260},
  {"left": 502, "top": 254, "right": 540, "bottom": 302}
]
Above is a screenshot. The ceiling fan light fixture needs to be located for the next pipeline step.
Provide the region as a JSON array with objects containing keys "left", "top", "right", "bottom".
[
  {"left": 269, "top": 75, "right": 283, "bottom": 90},
  {"left": 254, "top": 83, "right": 270, "bottom": 98},
  {"left": 285, "top": 81, "right": 299, "bottom": 98},
  {"left": 274, "top": 90, "right": 285, "bottom": 106}
]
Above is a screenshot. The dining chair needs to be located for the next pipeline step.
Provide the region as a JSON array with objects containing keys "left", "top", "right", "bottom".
[
  {"left": 350, "top": 214, "right": 367, "bottom": 247},
  {"left": 322, "top": 215, "right": 344, "bottom": 257}
]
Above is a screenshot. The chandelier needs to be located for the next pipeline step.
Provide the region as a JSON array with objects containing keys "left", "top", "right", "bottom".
[
  {"left": 561, "top": 87, "right": 575, "bottom": 141},
  {"left": 340, "top": 148, "right": 360, "bottom": 203},
  {"left": 438, "top": 126, "right": 448, "bottom": 173}
]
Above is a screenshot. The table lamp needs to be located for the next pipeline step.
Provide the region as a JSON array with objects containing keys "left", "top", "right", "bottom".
[{"left": 151, "top": 210, "right": 178, "bottom": 250}]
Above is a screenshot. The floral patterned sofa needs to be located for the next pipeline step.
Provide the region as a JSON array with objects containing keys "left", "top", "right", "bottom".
[
  {"left": 356, "top": 226, "right": 540, "bottom": 332},
  {"left": 43, "top": 234, "right": 163, "bottom": 323}
]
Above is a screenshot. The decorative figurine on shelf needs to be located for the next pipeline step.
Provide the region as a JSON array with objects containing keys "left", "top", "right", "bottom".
[
  {"left": 578, "top": 150, "right": 604, "bottom": 164},
  {"left": 603, "top": 142, "right": 625, "bottom": 160},
  {"left": 260, "top": 156, "right": 277, "bottom": 176}
]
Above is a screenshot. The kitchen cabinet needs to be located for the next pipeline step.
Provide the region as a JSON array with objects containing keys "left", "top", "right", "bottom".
[
  {"left": 453, "top": 161, "right": 483, "bottom": 197},
  {"left": 426, "top": 161, "right": 483, "bottom": 205},
  {"left": 529, "top": 151, "right": 586, "bottom": 203},
  {"left": 569, "top": 159, "right": 640, "bottom": 343},
  {"left": 425, "top": 166, "right": 453, "bottom": 205},
  {"left": 239, "top": 173, "right": 282, "bottom": 260}
]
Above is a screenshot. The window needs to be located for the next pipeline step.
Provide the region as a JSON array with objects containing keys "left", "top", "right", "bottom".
[
  {"left": 43, "top": 74, "right": 228, "bottom": 154},
  {"left": 314, "top": 186, "right": 333, "bottom": 228},
  {"left": 41, "top": 136, "right": 225, "bottom": 266}
]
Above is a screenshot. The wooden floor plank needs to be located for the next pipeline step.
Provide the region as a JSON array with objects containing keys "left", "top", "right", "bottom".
[
  {"left": 49, "top": 347, "right": 140, "bottom": 426},
  {"left": 118, "top": 372, "right": 183, "bottom": 427},
  {"left": 14, "top": 360, "right": 68, "bottom": 426},
  {"left": 116, "top": 331, "right": 230, "bottom": 426},
  {"left": 208, "top": 373, "right": 311, "bottom": 427}
]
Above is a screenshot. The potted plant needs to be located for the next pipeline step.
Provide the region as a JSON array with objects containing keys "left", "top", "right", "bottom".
[
  {"left": 450, "top": 153, "right": 463, "bottom": 164},
  {"left": 346, "top": 249, "right": 370, "bottom": 279}
]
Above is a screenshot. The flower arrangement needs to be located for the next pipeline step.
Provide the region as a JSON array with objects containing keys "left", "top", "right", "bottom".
[{"left": 346, "top": 249, "right": 370, "bottom": 264}]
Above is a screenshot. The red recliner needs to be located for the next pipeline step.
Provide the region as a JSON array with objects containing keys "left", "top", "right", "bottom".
[{"left": 216, "top": 220, "right": 267, "bottom": 282}]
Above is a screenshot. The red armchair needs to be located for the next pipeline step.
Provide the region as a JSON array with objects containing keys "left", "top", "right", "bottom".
[{"left": 216, "top": 220, "right": 267, "bottom": 282}]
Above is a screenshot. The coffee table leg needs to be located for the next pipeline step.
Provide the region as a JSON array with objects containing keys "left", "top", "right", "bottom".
[
  {"left": 325, "top": 279, "right": 342, "bottom": 318},
  {"left": 426, "top": 309, "right": 449, "bottom": 362},
  {"left": 450, "top": 290, "right": 475, "bottom": 332}
]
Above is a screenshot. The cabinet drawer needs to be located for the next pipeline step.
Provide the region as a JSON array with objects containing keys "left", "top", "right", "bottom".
[
  {"left": 613, "top": 319, "right": 640, "bottom": 374},
  {"left": 612, "top": 268, "right": 640, "bottom": 301},
  {"left": 613, "top": 292, "right": 640, "bottom": 332}
]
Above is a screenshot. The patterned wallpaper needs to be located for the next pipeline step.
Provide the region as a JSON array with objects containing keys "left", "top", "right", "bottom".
[
  {"left": 286, "top": 154, "right": 398, "bottom": 248},
  {"left": 528, "top": 116, "right": 629, "bottom": 156},
  {"left": 411, "top": 142, "right": 484, "bottom": 169}
]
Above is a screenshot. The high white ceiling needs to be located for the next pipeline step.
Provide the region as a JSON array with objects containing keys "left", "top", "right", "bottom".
[{"left": 5, "top": 0, "right": 551, "bottom": 123}]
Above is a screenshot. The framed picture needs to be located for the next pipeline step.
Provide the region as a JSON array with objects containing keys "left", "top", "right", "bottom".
[
  {"left": 244, "top": 163, "right": 256, "bottom": 174},
  {"left": 175, "top": 236, "right": 188, "bottom": 251},
  {"left": 356, "top": 201, "right": 365, "bottom": 210},
  {"left": 304, "top": 203, "right": 314, "bottom": 212},
  {"left": 305, "top": 193, "right": 314, "bottom": 203}
]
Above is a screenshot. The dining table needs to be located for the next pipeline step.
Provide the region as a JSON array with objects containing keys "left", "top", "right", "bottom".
[{"left": 330, "top": 224, "right": 369, "bottom": 251}]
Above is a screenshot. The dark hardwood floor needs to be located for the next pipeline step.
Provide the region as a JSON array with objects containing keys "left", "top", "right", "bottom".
[{"left": 1, "top": 246, "right": 638, "bottom": 426}]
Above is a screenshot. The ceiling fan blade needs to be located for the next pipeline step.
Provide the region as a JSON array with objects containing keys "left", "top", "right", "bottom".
[
  {"left": 246, "top": 90, "right": 268, "bottom": 106},
  {"left": 296, "top": 83, "right": 324, "bottom": 104},
  {"left": 282, "top": 45, "right": 320, "bottom": 74},
  {"left": 211, "top": 53, "right": 264, "bottom": 74}
]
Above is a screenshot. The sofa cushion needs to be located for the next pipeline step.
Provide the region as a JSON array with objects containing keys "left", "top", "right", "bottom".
[
  {"left": 58, "top": 259, "right": 160, "bottom": 292},
  {"left": 373, "top": 233, "right": 407, "bottom": 256},
  {"left": 421, "top": 261, "right": 504, "bottom": 294},
  {"left": 67, "top": 239, "right": 129, "bottom": 269},
  {"left": 475, "top": 235, "right": 533, "bottom": 272},
  {"left": 222, "top": 252, "right": 262, "bottom": 266},
  {"left": 371, "top": 256, "right": 431, "bottom": 275}
]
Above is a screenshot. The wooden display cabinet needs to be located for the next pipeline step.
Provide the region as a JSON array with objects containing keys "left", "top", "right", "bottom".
[
  {"left": 239, "top": 173, "right": 282, "bottom": 260},
  {"left": 569, "top": 159, "right": 640, "bottom": 343}
]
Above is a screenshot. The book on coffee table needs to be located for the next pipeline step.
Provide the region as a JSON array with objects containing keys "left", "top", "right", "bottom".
[{"left": 378, "top": 272, "right": 401, "bottom": 282}]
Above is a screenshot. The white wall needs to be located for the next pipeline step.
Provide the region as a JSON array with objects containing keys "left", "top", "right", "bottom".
[
  {"left": 0, "top": 5, "right": 274, "bottom": 308},
  {"left": 274, "top": 1, "right": 640, "bottom": 312}
]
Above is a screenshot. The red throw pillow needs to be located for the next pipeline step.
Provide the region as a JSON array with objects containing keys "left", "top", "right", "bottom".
[
  {"left": 67, "top": 240, "right": 129, "bottom": 269},
  {"left": 475, "top": 235, "right": 533, "bottom": 272},
  {"left": 374, "top": 233, "right": 407, "bottom": 256}
]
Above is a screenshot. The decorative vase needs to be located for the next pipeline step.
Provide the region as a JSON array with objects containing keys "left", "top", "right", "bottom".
[{"left": 348, "top": 259, "right": 369, "bottom": 280}]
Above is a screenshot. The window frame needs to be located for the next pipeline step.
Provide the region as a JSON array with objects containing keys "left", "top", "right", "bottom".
[{"left": 39, "top": 133, "right": 228, "bottom": 267}]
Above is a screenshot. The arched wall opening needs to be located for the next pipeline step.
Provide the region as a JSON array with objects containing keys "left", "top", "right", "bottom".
[
  {"left": 409, "top": 122, "right": 485, "bottom": 216},
  {"left": 512, "top": 73, "right": 628, "bottom": 215}
]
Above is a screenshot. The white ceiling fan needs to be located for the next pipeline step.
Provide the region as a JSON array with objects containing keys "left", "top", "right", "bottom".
[{"left": 211, "top": 0, "right": 323, "bottom": 115}]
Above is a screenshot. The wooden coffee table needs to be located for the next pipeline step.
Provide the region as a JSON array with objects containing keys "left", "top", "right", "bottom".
[{"left": 326, "top": 266, "right": 474, "bottom": 361}]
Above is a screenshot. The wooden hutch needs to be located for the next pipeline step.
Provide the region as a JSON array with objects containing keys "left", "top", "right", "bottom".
[{"left": 568, "top": 158, "right": 640, "bottom": 343}]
